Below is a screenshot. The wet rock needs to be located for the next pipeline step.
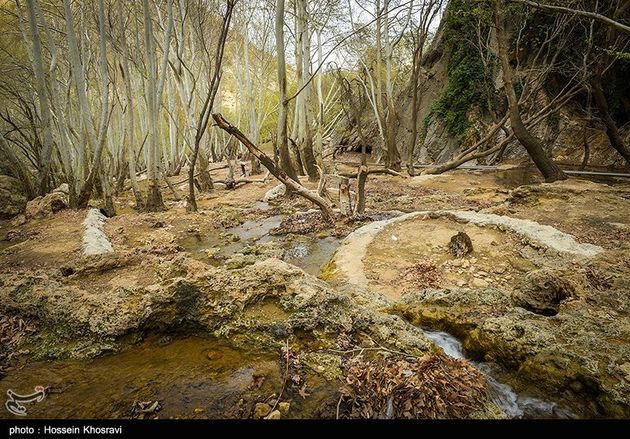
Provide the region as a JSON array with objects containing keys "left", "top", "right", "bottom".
[
  {"left": 0, "top": 257, "right": 433, "bottom": 361},
  {"left": 206, "top": 350, "right": 222, "bottom": 361},
  {"left": 449, "top": 232, "right": 473, "bottom": 258},
  {"left": 253, "top": 403, "right": 272, "bottom": 419},
  {"left": 513, "top": 268, "right": 575, "bottom": 316},
  {"left": 225, "top": 253, "right": 257, "bottom": 269},
  {"left": 25, "top": 191, "right": 68, "bottom": 219},
  {"left": 0, "top": 175, "right": 27, "bottom": 219}
]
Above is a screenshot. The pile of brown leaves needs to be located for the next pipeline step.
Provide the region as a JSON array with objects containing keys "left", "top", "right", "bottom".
[
  {"left": 340, "top": 354, "right": 489, "bottom": 419},
  {"left": 0, "top": 313, "right": 36, "bottom": 376},
  {"left": 584, "top": 267, "right": 612, "bottom": 291},
  {"left": 402, "top": 260, "right": 442, "bottom": 289}
]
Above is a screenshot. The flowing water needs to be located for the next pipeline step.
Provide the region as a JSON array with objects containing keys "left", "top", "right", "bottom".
[{"left": 423, "top": 330, "right": 575, "bottom": 419}]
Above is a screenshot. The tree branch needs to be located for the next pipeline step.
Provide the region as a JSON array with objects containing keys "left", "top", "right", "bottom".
[{"left": 508, "top": 0, "right": 630, "bottom": 34}]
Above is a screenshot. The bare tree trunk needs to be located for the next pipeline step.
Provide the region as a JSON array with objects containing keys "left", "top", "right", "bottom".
[
  {"left": 142, "top": 0, "right": 169, "bottom": 211},
  {"left": 119, "top": 1, "right": 143, "bottom": 209},
  {"left": 25, "top": 0, "right": 53, "bottom": 195},
  {"left": 591, "top": 71, "right": 630, "bottom": 165},
  {"left": 494, "top": 0, "right": 566, "bottom": 182},
  {"left": 0, "top": 134, "right": 35, "bottom": 199},
  {"left": 295, "top": 0, "right": 319, "bottom": 181},
  {"left": 99, "top": 162, "right": 116, "bottom": 217},
  {"left": 186, "top": 0, "right": 234, "bottom": 212},
  {"left": 213, "top": 113, "right": 334, "bottom": 223},
  {"left": 65, "top": 0, "right": 110, "bottom": 208},
  {"left": 275, "top": 0, "right": 299, "bottom": 183}
]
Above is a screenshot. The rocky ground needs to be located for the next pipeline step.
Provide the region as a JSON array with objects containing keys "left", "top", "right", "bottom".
[
  {"left": 0, "top": 164, "right": 629, "bottom": 419},
  {"left": 325, "top": 176, "right": 630, "bottom": 418}
]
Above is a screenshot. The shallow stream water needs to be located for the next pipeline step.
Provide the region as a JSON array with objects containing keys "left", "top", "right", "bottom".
[
  {"left": 179, "top": 212, "right": 341, "bottom": 277},
  {"left": 423, "top": 330, "right": 575, "bottom": 419}
]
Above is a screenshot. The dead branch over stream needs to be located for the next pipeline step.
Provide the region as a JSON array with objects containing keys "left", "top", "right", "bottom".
[{"left": 212, "top": 113, "right": 335, "bottom": 223}]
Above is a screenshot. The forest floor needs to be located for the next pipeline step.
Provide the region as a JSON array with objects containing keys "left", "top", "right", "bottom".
[{"left": 1, "top": 161, "right": 629, "bottom": 419}]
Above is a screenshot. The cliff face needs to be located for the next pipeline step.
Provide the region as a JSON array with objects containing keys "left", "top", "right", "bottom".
[
  {"left": 336, "top": 0, "right": 630, "bottom": 170},
  {"left": 415, "top": 0, "right": 630, "bottom": 169}
]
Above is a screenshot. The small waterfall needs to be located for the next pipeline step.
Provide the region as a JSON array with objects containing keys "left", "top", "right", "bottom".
[{"left": 423, "top": 329, "right": 574, "bottom": 419}]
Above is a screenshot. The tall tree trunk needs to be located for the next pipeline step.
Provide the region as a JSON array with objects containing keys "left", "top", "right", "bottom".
[
  {"left": 591, "top": 74, "right": 630, "bottom": 164},
  {"left": 590, "top": 0, "right": 630, "bottom": 167},
  {"left": 296, "top": 0, "right": 319, "bottom": 181},
  {"left": 25, "top": 0, "right": 54, "bottom": 195},
  {"left": 119, "top": 1, "right": 144, "bottom": 209},
  {"left": 494, "top": 0, "right": 566, "bottom": 182},
  {"left": 142, "top": 0, "right": 168, "bottom": 211},
  {"left": 0, "top": 135, "right": 35, "bottom": 200},
  {"left": 186, "top": 0, "right": 234, "bottom": 212},
  {"left": 275, "top": 0, "right": 299, "bottom": 183},
  {"left": 63, "top": 0, "right": 110, "bottom": 208}
]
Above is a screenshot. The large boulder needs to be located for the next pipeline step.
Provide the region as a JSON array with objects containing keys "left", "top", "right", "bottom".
[
  {"left": 24, "top": 189, "right": 68, "bottom": 219},
  {"left": 512, "top": 268, "right": 576, "bottom": 316},
  {"left": 0, "top": 175, "right": 27, "bottom": 219}
]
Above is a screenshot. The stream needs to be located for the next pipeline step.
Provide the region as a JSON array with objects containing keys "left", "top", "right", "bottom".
[
  {"left": 180, "top": 209, "right": 341, "bottom": 277},
  {"left": 423, "top": 330, "right": 575, "bottom": 419}
]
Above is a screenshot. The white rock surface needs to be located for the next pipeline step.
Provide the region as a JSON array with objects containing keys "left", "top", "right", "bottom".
[
  {"left": 82, "top": 209, "right": 114, "bottom": 256},
  {"left": 330, "top": 209, "right": 603, "bottom": 290},
  {"left": 263, "top": 184, "right": 285, "bottom": 202}
]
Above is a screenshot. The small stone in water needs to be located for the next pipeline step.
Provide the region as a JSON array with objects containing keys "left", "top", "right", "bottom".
[
  {"left": 279, "top": 402, "right": 290, "bottom": 414},
  {"left": 267, "top": 410, "right": 281, "bottom": 420},
  {"left": 253, "top": 403, "right": 272, "bottom": 419},
  {"left": 207, "top": 350, "right": 221, "bottom": 360}
]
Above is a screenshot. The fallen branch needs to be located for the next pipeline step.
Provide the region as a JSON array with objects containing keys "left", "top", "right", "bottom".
[
  {"left": 338, "top": 168, "right": 402, "bottom": 179},
  {"left": 212, "top": 113, "right": 335, "bottom": 223}
]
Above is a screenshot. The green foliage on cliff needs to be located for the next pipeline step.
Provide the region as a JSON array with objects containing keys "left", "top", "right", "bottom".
[{"left": 423, "top": 0, "right": 493, "bottom": 143}]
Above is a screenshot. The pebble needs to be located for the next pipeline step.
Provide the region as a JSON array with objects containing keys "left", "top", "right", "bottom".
[
  {"left": 267, "top": 410, "right": 282, "bottom": 420},
  {"left": 472, "top": 278, "right": 489, "bottom": 288},
  {"left": 207, "top": 350, "right": 221, "bottom": 360},
  {"left": 456, "top": 280, "right": 467, "bottom": 287},
  {"left": 279, "top": 402, "right": 290, "bottom": 414},
  {"left": 253, "top": 403, "right": 272, "bottom": 419}
]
